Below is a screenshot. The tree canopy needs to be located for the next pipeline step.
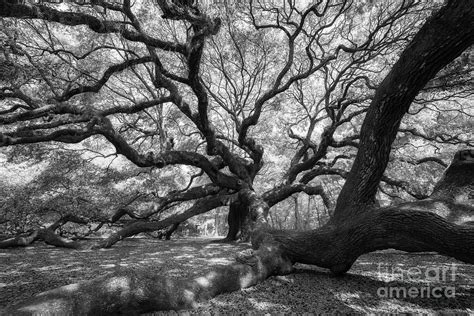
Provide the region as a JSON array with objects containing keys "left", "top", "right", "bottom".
[{"left": 1, "top": 0, "right": 472, "bottom": 245}]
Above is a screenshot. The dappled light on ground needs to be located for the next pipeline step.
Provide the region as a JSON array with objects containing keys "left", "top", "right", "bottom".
[
  {"left": 1, "top": 239, "right": 472, "bottom": 314},
  {"left": 0, "top": 238, "right": 249, "bottom": 311},
  {"left": 190, "top": 250, "right": 472, "bottom": 314},
  {"left": 187, "top": 253, "right": 472, "bottom": 314}
]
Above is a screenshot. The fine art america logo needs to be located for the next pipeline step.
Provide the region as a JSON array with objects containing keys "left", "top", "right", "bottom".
[{"left": 376, "top": 263, "right": 461, "bottom": 299}]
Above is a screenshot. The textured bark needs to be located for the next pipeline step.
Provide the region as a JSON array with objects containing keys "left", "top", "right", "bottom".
[
  {"left": 270, "top": 206, "right": 474, "bottom": 275},
  {"left": 334, "top": 0, "right": 474, "bottom": 221},
  {"left": 224, "top": 201, "right": 241, "bottom": 241},
  {"left": 259, "top": 152, "right": 474, "bottom": 275},
  {"left": 223, "top": 200, "right": 250, "bottom": 242},
  {"left": 7, "top": 242, "right": 292, "bottom": 315}
]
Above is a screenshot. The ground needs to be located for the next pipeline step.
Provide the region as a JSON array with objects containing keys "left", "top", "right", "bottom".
[{"left": 0, "top": 238, "right": 472, "bottom": 314}]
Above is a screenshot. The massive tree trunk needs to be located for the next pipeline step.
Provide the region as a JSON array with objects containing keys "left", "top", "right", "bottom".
[
  {"left": 5, "top": 0, "right": 474, "bottom": 314},
  {"left": 333, "top": 0, "right": 474, "bottom": 221},
  {"left": 223, "top": 199, "right": 250, "bottom": 242}
]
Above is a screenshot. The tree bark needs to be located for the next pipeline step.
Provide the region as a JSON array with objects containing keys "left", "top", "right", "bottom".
[
  {"left": 222, "top": 199, "right": 250, "bottom": 242},
  {"left": 224, "top": 200, "right": 241, "bottom": 241},
  {"left": 294, "top": 196, "right": 299, "bottom": 230},
  {"left": 164, "top": 223, "right": 179, "bottom": 240},
  {"left": 334, "top": 0, "right": 474, "bottom": 221}
]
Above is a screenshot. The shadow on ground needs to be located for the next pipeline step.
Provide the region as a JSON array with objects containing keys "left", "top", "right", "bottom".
[{"left": 0, "top": 238, "right": 472, "bottom": 314}]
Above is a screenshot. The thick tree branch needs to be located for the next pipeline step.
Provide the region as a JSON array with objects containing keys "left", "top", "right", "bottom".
[
  {"left": 57, "top": 56, "right": 154, "bottom": 102},
  {"left": 334, "top": 0, "right": 474, "bottom": 219},
  {"left": 0, "top": 1, "right": 186, "bottom": 53},
  {"left": 98, "top": 192, "right": 237, "bottom": 248},
  {"left": 263, "top": 183, "right": 331, "bottom": 209}
]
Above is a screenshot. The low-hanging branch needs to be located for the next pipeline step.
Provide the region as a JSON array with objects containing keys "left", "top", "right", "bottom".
[
  {"left": 262, "top": 183, "right": 332, "bottom": 209},
  {"left": 0, "top": 189, "right": 237, "bottom": 250},
  {"left": 97, "top": 192, "right": 237, "bottom": 248},
  {"left": 0, "top": 213, "right": 87, "bottom": 249}
]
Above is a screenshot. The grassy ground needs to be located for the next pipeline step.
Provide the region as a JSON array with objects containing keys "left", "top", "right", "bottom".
[{"left": 0, "top": 237, "right": 472, "bottom": 314}]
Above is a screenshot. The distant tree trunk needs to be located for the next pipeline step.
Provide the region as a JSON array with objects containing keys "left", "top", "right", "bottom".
[
  {"left": 293, "top": 196, "right": 299, "bottom": 230},
  {"left": 165, "top": 223, "right": 179, "bottom": 240},
  {"left": 214, "top": 212, "right": 218, "bottom": 236},
  {"left": 315, "top": 198, "right": 321, "bottom": 228},
  {"left": 224, "top": 201, "right": 240, "bottom": 240}
]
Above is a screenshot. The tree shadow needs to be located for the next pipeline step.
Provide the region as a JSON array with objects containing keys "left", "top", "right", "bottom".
[
  {"left": 0, "top": 238, "right": 249, "bottom": 311},
  {"left": 191, "top": 251, "right": 473, "bottom": 314},
  {"left": 1, "top": 242, "right": 472, "bottom": 314}
]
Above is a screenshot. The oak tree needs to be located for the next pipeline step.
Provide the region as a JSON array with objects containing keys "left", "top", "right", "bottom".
[{"left": 0, "top": 0, "right": 473, "bottom": 313}]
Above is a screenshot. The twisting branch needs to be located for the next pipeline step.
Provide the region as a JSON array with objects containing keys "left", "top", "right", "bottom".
[
  {"left": 98, "top": 191, "right": 237, "bottom": 248},
  {"left": 263, "top": 183, "right": 332, "bottom": 209},
  {"left": 399, "top": 128, "right": 473, "bottom": 147},
  {"left": 57, "top": 56, "right": 155, "bottom": 102},
  {"left": 0, "top": 0, "right": 186, "bottom": 53},
  {"left": 334, "top": 0, "right": 474, "bottom": 219}
]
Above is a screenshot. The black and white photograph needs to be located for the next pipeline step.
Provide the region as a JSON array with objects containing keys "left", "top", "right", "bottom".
[{"left": 0, "top": 0, "right": 473, "bottom": 314}]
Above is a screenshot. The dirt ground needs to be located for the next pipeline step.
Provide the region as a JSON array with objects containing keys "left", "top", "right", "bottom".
[{"left": 0, "top": 238, "right": 473, "bottom": 314}]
